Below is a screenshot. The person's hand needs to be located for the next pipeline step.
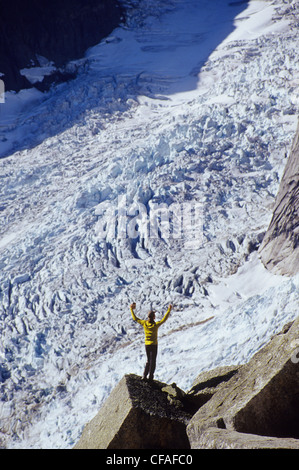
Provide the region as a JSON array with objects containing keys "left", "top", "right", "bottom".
[{"left": 130, "top": 302, "right": 136, "bottom": 309}]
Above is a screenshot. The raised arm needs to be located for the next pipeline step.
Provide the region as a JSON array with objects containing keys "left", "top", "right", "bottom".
[
  {"left": 130, "top": 302, "right": 143, "bottom": 324},
  {"left": 156, "top": 304, "right": 172, "bottom": 326}
]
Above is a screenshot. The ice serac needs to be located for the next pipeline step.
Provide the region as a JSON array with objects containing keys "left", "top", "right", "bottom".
[
  {"left": 0, "top": 0, "right": 123, "bottom": 92},
  {"left": 260, "top": 118, "right": 299, "bottom": 276}
]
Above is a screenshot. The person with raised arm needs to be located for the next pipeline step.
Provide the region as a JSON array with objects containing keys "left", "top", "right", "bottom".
[{"left": 130, "top": 302, "right": 172, "bottom": 381}]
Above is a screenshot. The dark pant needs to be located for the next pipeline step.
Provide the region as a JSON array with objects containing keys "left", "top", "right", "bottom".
[{"left": 143, "top": 344, "right": 158, "bottom": 380}]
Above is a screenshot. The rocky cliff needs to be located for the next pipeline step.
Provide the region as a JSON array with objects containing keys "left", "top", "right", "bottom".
[
  {"left": 259, "top": 118, "right": 299, "bottom": 276},
  {"left": 74, "top": 317, "right": 299, "bottom": 449},
  {"left": 74, "top": 375, "right": 192, "bottom": 449},
  {"left": 0, "top": 0, "right": 123, "bottom": 92}
]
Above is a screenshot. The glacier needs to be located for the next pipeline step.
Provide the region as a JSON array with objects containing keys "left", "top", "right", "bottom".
[{"left": 0, "top": 0, "right": 299, "bottom": 449}]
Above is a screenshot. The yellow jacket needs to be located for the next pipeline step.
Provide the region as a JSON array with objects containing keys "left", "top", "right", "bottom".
[{"left": 130, "top": 306, "right": 171, "bottom": 345}]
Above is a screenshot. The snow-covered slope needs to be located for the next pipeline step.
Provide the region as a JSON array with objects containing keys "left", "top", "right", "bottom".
[{"left": 0, "top": 0, "right": 298, "bottom": 449}]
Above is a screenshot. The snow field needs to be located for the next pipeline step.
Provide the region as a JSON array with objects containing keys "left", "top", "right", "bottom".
[{"left": 0, "top": 0, "right": 298, "bottom": 448}]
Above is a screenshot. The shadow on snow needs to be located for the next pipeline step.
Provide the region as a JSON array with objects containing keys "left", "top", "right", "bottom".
[{"left": 0, "top": 0, "right": 249, "bottom": 159}]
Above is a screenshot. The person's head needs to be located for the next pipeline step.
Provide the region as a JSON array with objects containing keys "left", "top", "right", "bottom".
[{"left": 148, "top": 310, "right": 156, "bottom": 323}]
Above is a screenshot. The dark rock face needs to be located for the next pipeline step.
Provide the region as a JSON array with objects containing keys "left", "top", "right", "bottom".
[
  {"left": 0, "top": 0, "right": 123, "bottom": 92},
  {"left": 259, "top": 119, "right": 299, "bottom": 276},
  {"left": 187, "top": 317, "right": 299, "bottom": 449},
  {"left": 186, "top": 365, "right": 240, "bottom": 411}
]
